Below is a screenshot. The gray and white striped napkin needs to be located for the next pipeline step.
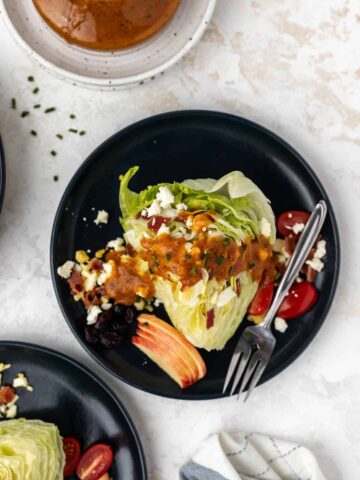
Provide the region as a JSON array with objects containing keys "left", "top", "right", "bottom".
[{"left": 180, "top": 432, "right": 326, "bottom": 480}]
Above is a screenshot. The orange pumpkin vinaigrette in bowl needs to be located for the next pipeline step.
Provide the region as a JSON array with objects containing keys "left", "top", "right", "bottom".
[{"left": 33, "top": 0, "right": 181, "bottom": 51}]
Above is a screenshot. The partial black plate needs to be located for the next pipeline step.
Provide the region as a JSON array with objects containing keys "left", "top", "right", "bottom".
[
  {"left": 0, "top": 342, "right": 147, "bottom": 479},
  {"left": 0, "top": 135, "right": 5, "bottom": 213},
  {"left": 51, "top": 110, "right": 340, "bottom": 400}
]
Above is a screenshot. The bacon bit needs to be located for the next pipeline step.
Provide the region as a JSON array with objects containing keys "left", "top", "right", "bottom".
[
  {"left": 68, "top": 269, "right": 84, "bottom": 294},
  {"left": 206, "top": 309, "right": 215, "bottom": 329},
  {"left": 285, "top": 236, "right": 296, "bottom": 256},
  {"left": 82, "top": 287, "right": 105, "bottom": 309},
  {"left": 147, "top": 216, "right": 171, "bottom": 233},
  {"left": 0, "top": 386, "right": 16, "bottom": 406},
  {"left": 126, "top": 243, "right": 136, "bottom": 256},
  {"left": 306, "top": 265, "right": 318, "bottom": 283},
  {"left": 236, "top": 279, "right": 241, "bottom": 297},
  {"left": 90, "top": 259, "right": 103, "bottom": 271}
]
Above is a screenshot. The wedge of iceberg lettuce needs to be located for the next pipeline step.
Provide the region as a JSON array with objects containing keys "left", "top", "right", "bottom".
[{"left": 119, "top": 167, "right": 275, "bottom": 351}]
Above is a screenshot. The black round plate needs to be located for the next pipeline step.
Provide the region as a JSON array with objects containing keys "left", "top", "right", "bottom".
[
  {"left": 0, "top": 136, "right": 5, "bottom": 213},
  {"left": 51, "top": 111, "right": 340, "bottom": 400},
  {"left": 0, "top": 341, "right": 147, "bottom": 479}
]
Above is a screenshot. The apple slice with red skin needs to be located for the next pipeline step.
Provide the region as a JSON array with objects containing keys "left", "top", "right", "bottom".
[
  {"left": 135, "top": 326, "right": 197, "bottom": 385},
  {"left": 137, "top": 314, "right": 207, "bottom": 378},
  {"left": 132, "top": 314, "right": 206, "bottom": 389}
]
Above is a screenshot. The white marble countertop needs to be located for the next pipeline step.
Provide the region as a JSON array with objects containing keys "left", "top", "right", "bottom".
[{"left": 0, "top": 1, "right": 359, "bottom": 478}]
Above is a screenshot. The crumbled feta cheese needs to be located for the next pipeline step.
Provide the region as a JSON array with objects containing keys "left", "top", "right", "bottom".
[
  {"left": 274, "top": 317, "right": 288, "bottom": 333},
  {"left": 146, "top": 200, "right": 161, "bottom": 217},
  {"left": 186, "top": 217, "right": 193, "bottom": 228},
  {"left": 176, "top": 203, "right": 187, "bottom": 211},
  {"left": 145, "top": 304, "right": 154, "bottom": 312},
  {"left": 94, "top": 209, "right": 109, "bottom": 225},
  {"left": 306, "top": 257, "right": 324, "bottom": 272},
  {"left": 216, "top": 287, "right": 236, "bottom": 307},
  {"left": 295, "top": 276, "right": 303, "bottom": 283},
  {"left": 107, "top": 238, "right": 124, "bottom": 251},
  {"left": 57, "top": 261, "right": 75, "bottom": 279},
  {"left": 101, "top": 303, "right": 112, "bottom": 311},
  {"left": 84, "top": 272, "right": 98, "bottom": 291},
  {"left": 154, "top": 298, "right": 162, "bottom": 307},
  {"left": 292, "top": 223, "right": 305, "bottom": 235},
  {"left": 5, "top": 405, "right": 17, "bottom": 419},
  {"left": 288, "top": 213, "right": 293, "bottom": 218},
  {"left": 83, "top": 217, "right": 87, "bottom": 222},
  {"left": 141, "top": 209, "right": 147, "bottom": 217},
  {"left": 260, "top": 218, "right": 272, "bottom": 238},
  {"left": 161, "top": 207, "right": 178, "bottom": 218},
  {"left": 156, "top": 186, "right": 174, "bottom": 208},
  {"left": 0, "top": 363, "right": 11, "bottom": 374},
  {"left": 134, "top": 298, "right": 146, "bottom": 311},
  {"left": 314, "top": 239, "right": 326, "bottom": 259},
  {"left": 13, "top": 374, "right": 29, "bottom": 389},
  {"left": 87, "top": 306, "right": 102, "bottom": 325},
  {"left": 157, "top": 223, "right": 170, "bottom": 236}
]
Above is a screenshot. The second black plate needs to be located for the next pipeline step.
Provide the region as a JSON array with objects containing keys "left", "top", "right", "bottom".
[
  {"left": 0, "top": 342, "right": 147, "bottom": 479},
  {"left": 51, "top": 111, "right": 340, "bottom": 400}
]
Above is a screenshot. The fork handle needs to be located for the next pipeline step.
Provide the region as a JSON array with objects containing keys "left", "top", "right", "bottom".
[{"left": 262, "top": 200, "right": 327, "bottom": 329}]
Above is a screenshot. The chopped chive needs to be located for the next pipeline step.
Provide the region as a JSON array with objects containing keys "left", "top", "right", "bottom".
[
  {"left": 205, "top": 257, "right": 210, "bottom": 268},
  {"left": 70, "top": 114, "right": 76, "bottom": 119},
  {"left": 68, "top": 128, "right": 78, "bottom": 133},
  {"left": 190, "top": 266, "right": 197, "bottom": 276},
  {"left": 201, "top": 252, "right": 209, "bottom": 260},
  {"left": 165, "top": 253, "right": 171, "bottom": 261},
  {"left": 21, "top": 111, "right": 30, "bottom": 118},
  {"left": 45, "top": 107, "right": 56, "bottom": 114},
  {"left": 11, "top": 98, "right": 16, "bottom": 109},
  {"left": 32, "top": 87, "right": 39, "bottom": 94},
  {"left": 53, "top": 175, "right": 59, "bottom": 182},
  {"left": 153, "top": 261, "right": 159, "bottom": 267},
  {"left": 28, "top": 76, "right": 34, "bottom": 82},
  {"left": 50, "top": 150, "right": 57, "bottom": 156},
  {"left": 185, "top": 254, "right": 191, "bottom": 260},
  {"left": 33, "top": 104, "right": 41, "bottom": 109},
  {"left": 216, "top": 255, "right": 225, "bottom": 265},
  {"left": 242, "top": 244, "right": 248, "bottom": 250},
  {"left": 222, "top": 238, "right": 230, "bottom": 245},
  {"left": 142, "top": 322, "right": 149, "bottom": 327},
  {"left": 30, "top": 130, "right": 37, "bottom": 136},
  {"left": 79, "top": 130, "right": 86, "bottom": 136},
  {"left": 151, "top": 254, "right": 157, "bottom": 261},
  {"left": 56, "top": 134, "right": 63, "bottom": 140},
  {"left": 248, "top": 262, "right": 256, "bottom": 270}
]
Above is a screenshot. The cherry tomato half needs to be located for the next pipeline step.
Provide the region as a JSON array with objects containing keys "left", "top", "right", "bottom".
[
  {"left": 63, "top": 437, "right": 81, "bottom": 477},
  {"left": 277, "top": 210, "right": 310, "bottom": 237},
  {"left": 76, "top": 443, "right": 113, "bottom": 480},
  {"left": 248, "top": 281, "right": 275, "bottom": 316},
  {"left": 277, "top": 281, "right": 318, "bottom": 319}
]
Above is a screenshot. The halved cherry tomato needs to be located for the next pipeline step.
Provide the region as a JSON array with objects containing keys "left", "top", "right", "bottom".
[
  {"left": 277, "top": 281, "right": 318, "bottom": 319},
  {"left": 147, "top": 216, "right": 170, "bottom": 233},
  {"left": 277, "top": 211, "right": 310, "bottom": 237},
  {"left": 63, "top": 437, "right": 81, "bottom": 477},
  {"left": 248, "top": 281, "right": 275, "bottom": 316},
  {"left": 76, "top": 443, "right": 113, "bottom": 480}
]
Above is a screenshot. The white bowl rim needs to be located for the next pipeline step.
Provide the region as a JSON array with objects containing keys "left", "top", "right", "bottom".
[{"left": 0, "top": 0, "right": 217, "bottom": 87}]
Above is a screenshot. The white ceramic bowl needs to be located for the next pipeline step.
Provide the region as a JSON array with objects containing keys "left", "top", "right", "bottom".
[{"left": 0, "top": 0, "right": 216, "bottom": 89}]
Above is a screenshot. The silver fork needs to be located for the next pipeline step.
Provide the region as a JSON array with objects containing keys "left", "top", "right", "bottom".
[{"left": 223, "top": 200, "right": 328, "bottom": 401}]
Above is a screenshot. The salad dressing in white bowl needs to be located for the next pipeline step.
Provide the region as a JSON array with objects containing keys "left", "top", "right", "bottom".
[{"left": 0, "top": 0, "right": 216, "bottom": 89}]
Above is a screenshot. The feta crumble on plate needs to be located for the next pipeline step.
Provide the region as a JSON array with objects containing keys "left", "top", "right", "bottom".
[{"left": 94, "top": 209, "right": 109, "bottom": 225}]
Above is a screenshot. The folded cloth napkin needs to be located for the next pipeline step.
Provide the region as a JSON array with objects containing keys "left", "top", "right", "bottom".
[{"left": 180, "top": 432, "right": 326, "bottom": 480}]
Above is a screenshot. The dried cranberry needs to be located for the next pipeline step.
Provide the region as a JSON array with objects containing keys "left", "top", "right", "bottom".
[
  {"left": 114, "top": 303, "right": 126, "bottom": 316},
  {"left": 94, "top": 312, "right": 112, "bottom": 331},
  {"left": 85, "top": 325, "right": 99, "bottom": 344},
  {"left": 112, "top": 320, "right": 129, "bottom": 334},
  {"left": 125, "top": 308, "right": 135, "bottom": 324},
  {"left": 100, "top": 331, "right": 123, "bottom": 349}
]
